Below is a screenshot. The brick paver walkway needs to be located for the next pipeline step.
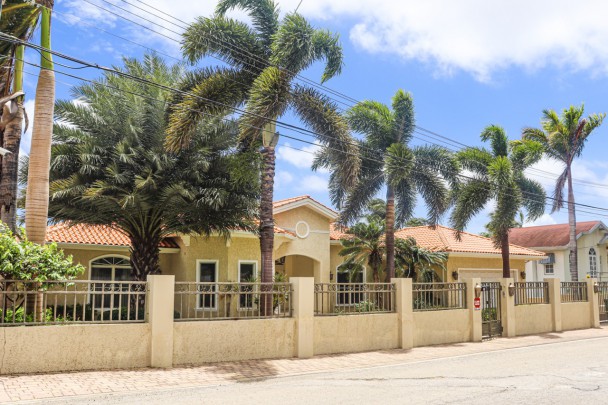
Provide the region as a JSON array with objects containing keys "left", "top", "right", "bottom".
[{"left": 2, "top": 327, "right": 608, "bottom": 403}]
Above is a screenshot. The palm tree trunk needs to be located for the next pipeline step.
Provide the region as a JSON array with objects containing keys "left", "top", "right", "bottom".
[
  {"left": 0, "top": 45, "right": 25, "bottom": 232},
  {"left": 25, "top": 5, "right": 54, "bottom": 245},
  {"left": 501, "top": 231, "right": 511, "bottom": 279},
  {"left": 259, "top": 144, "right": 275, "bottom": 316},
  {"left": 566, "top": 163, "right": 578, "bottom": 281},
  {"left": 129, "top": 231, "right": 162, "bottom": 281},
  {"left": 384, "top": 186, "right": 396, "bottom": 281}
]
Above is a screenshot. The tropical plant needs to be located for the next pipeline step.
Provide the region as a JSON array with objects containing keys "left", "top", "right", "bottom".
[
  {"left": 326, "top": 89, "right": 458, "bottom": 281},
  {"left": 25, "top": 0, "right": 55, "bottom": 244},
  {"left": 31, "top": 54, "right": 259, "bottom": 280},
  {"left": 0, "top": 225, "right": 84, "bottom": 280},
  {"left": 394, "top": 237, "right": 447, "bottom": 281},
  {"left": 339, "top": 220, "right": 385, "bottom": 282},
  {"left": 0, "top": 1, "right": 42, "bottom": 232},
  {"left": 404, "top": 217, "right": 430, "bottom": 227},
  {"left": 165, "top": 0, "right": 360, "bottom": 287},
  {"left": 451, "top": 125, "right": 546, "bottom": 278},
  {"left": 522, "top": 105, "right": 605, "bottom": 281}
]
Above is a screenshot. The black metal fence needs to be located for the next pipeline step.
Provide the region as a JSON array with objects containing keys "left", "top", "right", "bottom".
[
  {"left": 314, "top": 283, "right": 395, "bottom": 315},
  {"left": 514, "top": 282, "right": 549, "bottom": 305},
  {"left": 560, "top": 282, "right": 588, "bottom": 303},
  {"left": 412, "top": 283, "right": 466, "bottom": 311}
]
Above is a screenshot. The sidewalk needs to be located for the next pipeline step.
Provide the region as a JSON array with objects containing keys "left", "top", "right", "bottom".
[{"left": 2, "top": 326, "right": 608, "bottom": 403}]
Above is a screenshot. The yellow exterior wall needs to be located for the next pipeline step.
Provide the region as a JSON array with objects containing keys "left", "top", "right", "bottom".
[
  {"left": 412, "top": 309, "right": 471, "bottom": 346},
  {"left": 173, "top": 318, "right": 296, "bottom": 364},
  {"left": 0, "top": 324, "right": 151, "bottom": 374},
  {"left": 313, "top": 314, "right": 399, "bottom": 355},
  {"left": 561, "top": 302, "right": 592, "bottom": 330},
  {"left": 448, "top": 256, "right": 528, "bottom": 282},
  {"left": 514, "top": 304, "right": 553, "bottom": 336}
]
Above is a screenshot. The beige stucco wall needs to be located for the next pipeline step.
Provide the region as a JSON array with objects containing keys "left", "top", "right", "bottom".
[
  {"left": 172, "top": 318, "right": 296, "bottom": 364},
  {"left": 514, "top": 305, "right": 553, "bottom": 336},
  {"left": 313, "top": 314, "right": 399, "bottom": 355},
  {"left": 0, "top": 324, "right": 151, "bottom": 374},
  {"left": 449, "top": 257, "right": 527, "bottom": 282},
  {"left": 412, "top": 309, "right": 471, "bottom": 347},
  {"left": 561, "top": 302, "right": 593, "bottom": 330}
]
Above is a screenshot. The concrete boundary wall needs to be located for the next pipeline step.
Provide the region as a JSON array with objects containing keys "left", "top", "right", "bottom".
[{"left": 0, "top": 276, "right": 602, "bottom": 375}]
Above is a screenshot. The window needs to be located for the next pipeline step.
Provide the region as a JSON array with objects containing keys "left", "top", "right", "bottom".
[
  {"left": 590, "top": 248, "right": 598, "bottom": 278},
  {"left": 336, "top": 268, "right": 364, "bottom": 305},
  {"left": 90, "top": 256, "right": 133, "bottom": 308},
  {"left": 238, "top": 261, "right": 257, "bottom": 309},
  {"left": 197, "top": 261, "right": 218, "bottom": 309},
  {"left": 544, "top": 264, "right": 554, "bottom": 275}
]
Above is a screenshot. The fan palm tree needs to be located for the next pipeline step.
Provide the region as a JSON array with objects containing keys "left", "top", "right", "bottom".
[
  {"left": 451, "top": 125, "right": 546, "bottom": 278},
  {"left": 328, "top": 89, "right": 458, "bottom": 281},
  {"left": 522, "top": 105, "right": 605, "bottom": 281},
  {"left": 25, "top": 0, "right": 55, "bottom": 245},
  {"left": 165, "top": 0, "right": 359, "bottom": 286},
  {"left": 0, "top": 1, "right": 41, "bottom": 232},
  {"left": 31, "top": 54, "right": 259, "bottom": 279}
]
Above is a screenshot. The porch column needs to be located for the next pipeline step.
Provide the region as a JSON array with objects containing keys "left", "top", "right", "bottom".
[
  {"left": 393, "top": 278, "right": 413, "bottom": 349},
  {"left": 500, "top": 278, "right": 516, "bottom": 337},
  {"left": 147, "top": 275, "right": 175, "bottom": 368},
  {"left": 291, "top": 277, "right": 314, "bottom": 358},
  {"left": 545, "top": 278, "right": 562, "bottom": 332}
]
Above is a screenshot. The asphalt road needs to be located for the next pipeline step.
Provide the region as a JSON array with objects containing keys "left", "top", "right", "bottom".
[{"left": 39, "top": 336, "right": 608, "bottom": 405}]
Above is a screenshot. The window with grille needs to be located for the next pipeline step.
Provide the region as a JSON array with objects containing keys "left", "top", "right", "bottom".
[{"left": 590, "top": 248, "right": 598, "bottom": 278}]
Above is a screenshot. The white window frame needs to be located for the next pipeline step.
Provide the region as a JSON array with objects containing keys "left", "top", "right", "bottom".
[
  {"left": 590, "top": 248, "right": 598, "bottom": 278},
  {"left": 196, "top": 259, "right": 219, "bottom": 311},
  {"left": 88, "top": 254, "right": 132, "bottom": 307},
  {"left": 237, "top": 260, "right": 258, "bottom": 311},
  {"left": 544, "top": 263, "right": 554, "bottom": 275}
]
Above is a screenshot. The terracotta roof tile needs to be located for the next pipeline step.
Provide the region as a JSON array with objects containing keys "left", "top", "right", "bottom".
[
  {"left": 330, "top": 223, "right": 349, "bottom": 240},
  {"left": 508, "top": 221, "right": 603, "bottom": 248},
  {"left": 46, "top": 223, "right": 179, "bottom": 248}
]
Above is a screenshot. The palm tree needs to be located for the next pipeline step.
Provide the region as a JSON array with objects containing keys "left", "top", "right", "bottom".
[
  {"left": 25, "top": 0, "right": 55, "bottom": 245},
  {"left": 395, "top": 237, "right": 447, "bottom": 281},
  {"left": 329, "top": 89, "right": 457, "bottom": 281},
  {"left": 33, "top": 54, "right": 259, "bottom": 279},
  {"left": 451, "top": 125, "right": 546, "bottom": 278},
  {"left": 522, "top": 106, "right": 605, "bottom": 281},
  {"left": 165, "top": 0, "right": 360, "bottom": 286},
  {"left": 0, "top": 1, "right": 41, "bottom": 232},
  {"left": 339, "top": 220, "right": 385, "bottom": 282}
]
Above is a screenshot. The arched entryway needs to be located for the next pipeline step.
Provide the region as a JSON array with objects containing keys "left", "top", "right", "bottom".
[{"left": 275, "top": 254, "right": 320, "bottom": 281}]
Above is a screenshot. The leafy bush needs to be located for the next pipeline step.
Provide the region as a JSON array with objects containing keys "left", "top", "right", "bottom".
[
  {"left": 354, "top": 300, "right": 377, "bottom": 312},
  {"left": 482, "top": 307, "right": 497, "bottom": 322},
  {"left": 0, "top": 226, "right": 84, "bottom": 281}
]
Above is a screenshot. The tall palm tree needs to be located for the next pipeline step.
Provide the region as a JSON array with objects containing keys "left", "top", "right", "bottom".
[
  {"left": 25, "top": 0, "right": 55, "bottom": 245},
  {"left": 165, "top": 0, "right": 359, "bottom": 286},
  {"left": 522, "top": 106, "right": 605, "bottom": 281},
  {"left": 0, "top": 1, "right": 40, "bottom": 232},
  {"left": 36, "top": 54, "right": 260, "bottom": 279},
  {"left": 451, "top": 125, "right": 546, "bottom": 278},
  {"left": 328, "top": 89, "right": 458, "bottom": 281}
]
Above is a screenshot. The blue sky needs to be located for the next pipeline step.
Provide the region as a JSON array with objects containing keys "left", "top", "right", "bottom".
[{"left": 20, "top": 0, "right": 608, "bottom": 233}]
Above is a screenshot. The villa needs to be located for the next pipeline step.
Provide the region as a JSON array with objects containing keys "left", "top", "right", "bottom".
[{"left": 46, "top": 195, "right": 545, "bottom": 285}]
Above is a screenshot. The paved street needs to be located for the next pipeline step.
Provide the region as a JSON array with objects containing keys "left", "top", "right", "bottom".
[{"left": 4, "top": 327, "right": 608, "bottom": 404}]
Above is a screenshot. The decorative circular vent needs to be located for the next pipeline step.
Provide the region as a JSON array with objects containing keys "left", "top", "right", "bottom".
[{"left": 295, "top": 221, "right": 310, "bottom": 239}]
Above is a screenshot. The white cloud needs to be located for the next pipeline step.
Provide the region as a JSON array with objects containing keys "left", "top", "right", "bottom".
[
  {"left": 296, "top": 174, "right": 328, "bottom": 193},
  {"left": 276, "top": 142, "right": 325, "bottom": 171},
  {"left": 526, "top": 213, "right": 557, "bottom": 227},
  {"left": 274, "top": 171, "right": 294, "bottom": 189}
]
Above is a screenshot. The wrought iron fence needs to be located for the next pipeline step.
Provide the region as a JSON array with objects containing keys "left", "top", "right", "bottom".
[
  {"left": 412, "top": 282, "right": 466, "bottom": 311},
  {"left": 561, "top": 282, "right": 588, "bottom": 302},
  {"left": 514, "top": 282, "right": 549, "bottom": 305},
  {"left": 597, "top": 282, "right": 608, "bottom": 323},
  {"left": 0, "top": 280, "right": 147, "bottom": 326},
  {"left": 314, "top": 283, "right": 395, "bottom": 315},
  {"left": 174, "top": 282, "right": 292, "bottom": 321}
]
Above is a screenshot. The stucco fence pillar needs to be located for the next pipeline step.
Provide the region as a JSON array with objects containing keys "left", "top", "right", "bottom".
[
  {"left": 500, "top": 278, "right": 516, "bottom": 337},
  {"left": 291, "top": 277, "right": 314, "bottom": 358},
  {"left": 588, "top": 278, "right": 600, "bottom": 328},
  {"left": 146, "top": 274, "right": 175, "bottom": 368},
  {"left": 545, "top": 278, "right": 562, "bottom": 332},
  {"left": 393, "top": 278, "right": 413, "bottom": 349},
  {"left": 466, "top": 278, "right": 482, "bottom": 342}
]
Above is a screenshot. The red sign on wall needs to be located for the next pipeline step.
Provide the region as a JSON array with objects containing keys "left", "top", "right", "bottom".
[{"left": 474, "top": 297, "right": 481, "bottom": 310}]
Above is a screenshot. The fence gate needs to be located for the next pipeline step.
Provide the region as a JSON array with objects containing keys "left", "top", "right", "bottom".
[
  {"left": 481, "top": 282, "right": 502, "bottom": 339},
  {"left": 597, "top": 282, "right": 608, "bottom": 323}
]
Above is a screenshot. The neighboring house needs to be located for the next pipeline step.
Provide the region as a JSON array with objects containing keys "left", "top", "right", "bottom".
[
  {"left": 47, "top": 196, "right": 545, "bottom": 288},
  {"left": 509, "top": 221, "right": 608, "bottom": 282}
]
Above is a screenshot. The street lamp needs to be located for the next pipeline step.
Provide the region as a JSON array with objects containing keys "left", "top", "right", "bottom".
[
  {"left": 474, "top": 283, "right": 482, "bottom": 299},
  {"left": 508, "top": 283, "right": 515, "bottom": 297}
]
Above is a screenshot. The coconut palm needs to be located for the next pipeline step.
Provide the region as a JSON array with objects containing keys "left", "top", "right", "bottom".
[
  {"left": 451, "top": 125, "right": 546, "bottom": 278},
  {"left": 328, "top": 89, "right": 458, "bottom": 281},
  {"left": 165, "top": 0, "right": 359, "bottom": 286},
  {"left": 25, "top": 0, "right": 55, "bottom": 245},
  {"left": 522, "top": 106, "right": 605, "bottom": 281},
  {"left": 0, "top": 1, "right": 41, "bottom": 232},
  {"left": 32, "top": 54, "right": 259, "bottom": 279}
]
